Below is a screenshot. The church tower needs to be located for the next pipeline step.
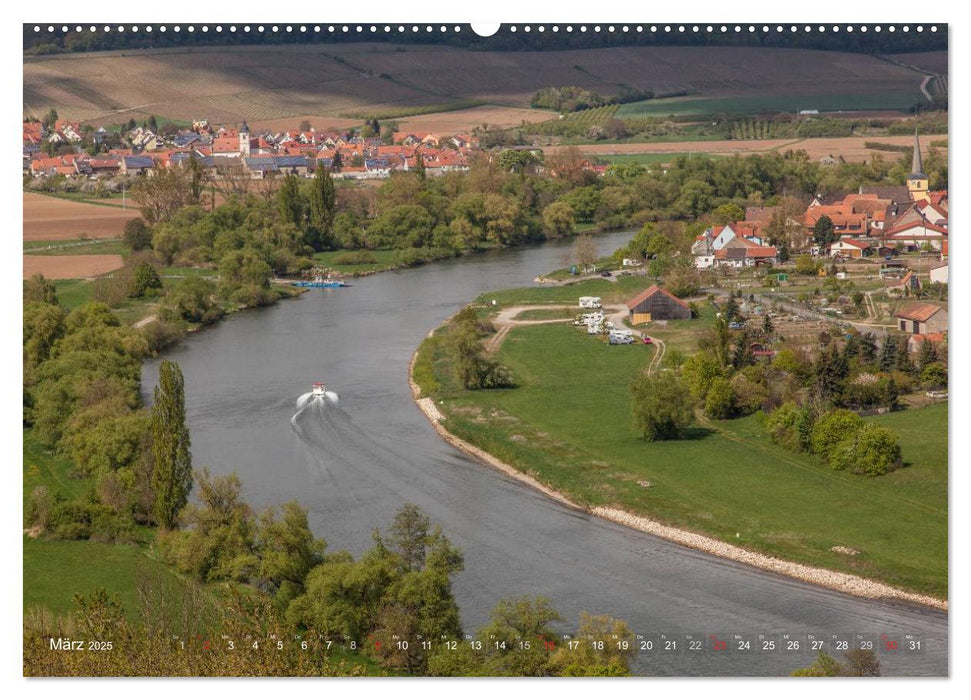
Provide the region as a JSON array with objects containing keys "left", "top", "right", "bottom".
[
  {"left": 907, "top": 126, "right": 929, "bottom": 202},
  {"left": 239, "top": 121, "right": 251, "bottom": 157}
]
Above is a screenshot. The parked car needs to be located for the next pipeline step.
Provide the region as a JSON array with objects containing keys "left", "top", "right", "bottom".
[
  {"left": 600, "top": 270, "right": 612, "bottom": 277},
  {"left": 641, "top": 336, "right": 653, "bottom": 344},
  {"left": 728, "top": 321, "right": 746, "bottom": 330}
]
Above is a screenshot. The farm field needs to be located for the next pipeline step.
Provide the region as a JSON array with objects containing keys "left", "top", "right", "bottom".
[
  {"left": 416, "top": 318, "right": 947, "bottom": 597},
  {"left": 23, "top": 192, "right": 139, "bottom": 241},
  {"left": 546, "top": 134, "right": 947, "bottom": 163},
  {"left": 24, "top": 43, "right": 937, "bottom": 129},
  {"left": 24, "top": 253, "right": 124, "bottom": 280},
  {"left": 615, "top": 91, "right": 922, "bottom": 118}
]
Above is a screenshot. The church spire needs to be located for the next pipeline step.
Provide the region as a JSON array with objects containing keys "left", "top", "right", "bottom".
[{"left": 911, "top": 125, "right": 925, "bottom": 177}]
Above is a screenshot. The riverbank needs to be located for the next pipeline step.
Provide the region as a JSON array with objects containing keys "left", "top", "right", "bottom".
[{"left": 408, "top": 314, "right": 947, "bottom": 611}]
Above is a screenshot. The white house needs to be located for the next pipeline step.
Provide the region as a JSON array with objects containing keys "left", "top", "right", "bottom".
[{"left": 929, "top": 262, "right": 948, "bottom": 285}]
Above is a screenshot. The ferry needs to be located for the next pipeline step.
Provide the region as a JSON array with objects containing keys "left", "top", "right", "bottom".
[
  {"left": 293, "top": 277, "right": 349, "bottom": 288},
  {"left": 312, "top": 382, "right": 327, "bottom": 397}
]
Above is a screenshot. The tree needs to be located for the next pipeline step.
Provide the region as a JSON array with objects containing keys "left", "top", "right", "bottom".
[
  {"left": 574, "top": 234, "right": 598, "bottom": 270},
  {"left": 812, "top": 215, "right": 837, "bottom": 247},
  {"left": 129, "top": 261, "right": 163, "bottom": 298},
  {"left": 331, "top": 150, "right": 343, "bottom": 172},
  {"left": 710, "top": 203, "right": 744, "bottom": 225},
  {"left": 277, "top": 174, "right": 305, "bottom": 228},
  {"left": 256, "top": 501, "right": 326, "bottom": 606},
  {"left": 307, "top": 166, "right": 337, "bottom": 250},
  {"left": 24, "top": 273, "right": 58, "bottom": 305},
  {"left": 794, "top": 254, "right": 819, "bottom": 276},
  {"left": 704, "top": 377, "right": 736, "bottom": 419},
  {"left": 630, "top": 371, "right": 694, "bottom": 441},
  {"left": 542, "top": 201, "right": 575, "bottom": 239},
  {"left": 123, "top": 218, "right": 153, "bottom": 251},
  {"left": 42, "top": 108, "right": 59, "bottom": 130},
  {"left": 150, "top": 360, "right": 192, "bottom": 529},
  {"left": 162, "top": 469, "right": 257, "bottom": 582}
]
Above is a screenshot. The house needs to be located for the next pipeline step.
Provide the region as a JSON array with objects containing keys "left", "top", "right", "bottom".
[
  {"left": 121, "top": 155, "right": 155, "bottom": 175},
  {"left": 627, "top": 285, "right": 692, "bottom": 324},
  {"left": 907, "top": 332, "right": 946, "bottom": 355},
  {"left": 882, "top": 219, "right": 947, "bottom": 251},
  {"left": 894, "top": 303, "right": 947, "bottom": 335},
  {"left": 713, "top": 238, "right": 778, "bottom": 268},
  {"left": 929, "top": 262, "right": 948, "bottom": 285},
  {"left": 829, "top": 239, "right": 872, "bottom": 258}
]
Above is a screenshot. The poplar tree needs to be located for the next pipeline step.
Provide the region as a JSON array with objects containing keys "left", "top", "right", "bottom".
[
  {"left": 308, "top": 166, "right": 336, "bottom": 250},
  {"left": 150, "top": 360, "right": 192, "bottom": 529},
  {"left": 277, "top": 174, "right": 304, "bottom": 229}
]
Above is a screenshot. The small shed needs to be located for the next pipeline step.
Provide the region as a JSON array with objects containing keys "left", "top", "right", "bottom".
[
  {"left": 894, "top": 303, "right": 947, "bottom": 335},
  {"left": 626, "top": 285, "right": 691, "bottom": 324}
]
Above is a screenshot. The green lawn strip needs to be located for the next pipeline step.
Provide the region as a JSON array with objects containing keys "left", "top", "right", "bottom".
[
  {"left": 52, "top": 279, "right": 94, "bottom": 310},
  {"left": 594, "top": 152, "right": 699, "bottom": 165},
  {"left": 24, "top": 431, "right": 89, "bottom": 507},
  {"left": 313, "top": 249, "right": 401, "bottom": 275},
  {"left": 28, "top": 190, "right": 133, "bottom": 209},
  {"left": 26, "top": 239, "right": 129, "bottom": 256},
  {"left": 514, "top": 308, "right": 575, "bottom": 321},
  {"left": 23, "top": 537, "right": 177, "bottom": 619},
  {"left": 429, "top": 321, "right": 946, "bottom": 597},
  {"left": 475, "top": 276, "right": 648, "bottom": 307}
]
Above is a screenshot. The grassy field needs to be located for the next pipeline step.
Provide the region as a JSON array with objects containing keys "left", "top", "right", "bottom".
[
  {"left": 418, "top": 320, "right": 947, "bottom": 597},
  {"left": 25, "top": 239, "right": 128, "bottom": 256},
  {"left": 616, "top": 92, "right": 923, "bottom": 118},
  {"left": 313, "top": 249, "right": 401, "bottom": 275},
  {"left": 475, "top": 276, "right": 648, "bottom": 306},
  {"left": 595, "top": 152, "right": 699, "bottom": 165}
]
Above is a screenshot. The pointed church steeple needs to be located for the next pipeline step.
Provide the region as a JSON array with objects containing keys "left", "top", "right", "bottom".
[
  {"left": 910, "top": 126, "right": 925, "bottom": 177},
  {"left": 906, "top": 125, "right": 929, "bottom": 202}
]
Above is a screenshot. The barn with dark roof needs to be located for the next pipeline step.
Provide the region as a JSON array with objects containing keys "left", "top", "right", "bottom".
[{"left": 626, "top": 285, "right": 691, "bottom": 324}]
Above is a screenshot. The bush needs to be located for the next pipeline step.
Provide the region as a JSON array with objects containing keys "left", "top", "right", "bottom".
[
  {"left": 123, "top": 218, "right": 153, "bottom": 251},
  {"left": 829, "top": 423, "right": 902, "bottom": 476},
  {"left": 704, "top": 377, "right": 736, "bottom": 419},
  {"left": 763, "top": 401, "right": 813, "bottom": 452},
  {"left": 129, "top": 261, "right": 163, "bottom": 298},
  {"left": 921, "top": 362, "right": 947, "bottom": 389},
  {"left": 731, "top": 373, "right": 769, "bottom": 415},
  {"left": 810, "top": 409, "right": 864, "bottom": 460},
  {"left": 140, "top": 319, "right": 187, "bottom": 352},
  {"left": 630, "top": 372, "right": 694, "bottom": 441}
]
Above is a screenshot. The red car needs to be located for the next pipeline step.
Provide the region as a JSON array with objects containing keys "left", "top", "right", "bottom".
[{"left": 641, "top": 336, "right": 653, "bottom": 344}]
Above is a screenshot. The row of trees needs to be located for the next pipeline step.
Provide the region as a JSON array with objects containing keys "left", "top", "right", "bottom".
[
  {"left": 24, "top": 275, "right": 194, "bottom": 538},
  {"left": 626, "top": 290, "right": 938, "bottom": 478},
  {"left": 125, "top": 144, "right": 943, "bottom": 286}
]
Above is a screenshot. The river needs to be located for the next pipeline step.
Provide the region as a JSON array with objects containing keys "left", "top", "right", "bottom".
[{"left": 142, "top": 231, "right": 947, "bottom": 677}]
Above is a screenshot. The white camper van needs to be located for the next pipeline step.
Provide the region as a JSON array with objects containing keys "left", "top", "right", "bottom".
[
  {"left": 608, "top": 329, "right": 635, "bottom": 345},
  {"left": 579, "top": 296, "right": 602, "bottom": 309}
]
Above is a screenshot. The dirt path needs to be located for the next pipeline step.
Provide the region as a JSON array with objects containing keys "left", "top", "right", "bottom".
[{"left": 484, "top": 305, "right": 576, "bottom": 354}]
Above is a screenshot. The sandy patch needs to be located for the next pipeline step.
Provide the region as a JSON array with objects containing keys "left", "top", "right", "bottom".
[
  {"left": 24, "top": 254, "right": 124, "bottom": 280},
  {"left": 23, "top": 192, "right": 139, "bottom": 241}
]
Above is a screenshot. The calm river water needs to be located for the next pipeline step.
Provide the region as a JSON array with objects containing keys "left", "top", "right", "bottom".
[{"left": 142, "top": 232, "right": 947, "bottom": 676}]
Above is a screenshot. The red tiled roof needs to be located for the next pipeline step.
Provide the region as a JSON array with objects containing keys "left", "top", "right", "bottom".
[
  {"left": 895, "top": 303, "right": 945, "bottom": 323},
  {"left": 626, "top": 284, "right": 690, "bottom": 311}
]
